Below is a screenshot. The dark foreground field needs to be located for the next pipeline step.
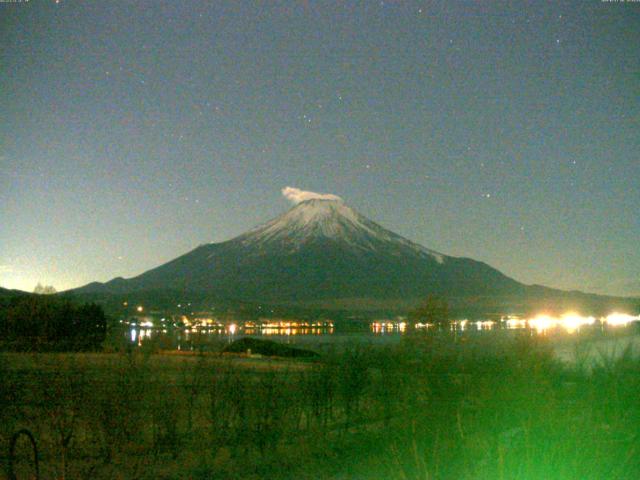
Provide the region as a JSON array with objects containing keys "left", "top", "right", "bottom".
[{"left": 2, "top": 334, "right": 640, "bottom": 479}]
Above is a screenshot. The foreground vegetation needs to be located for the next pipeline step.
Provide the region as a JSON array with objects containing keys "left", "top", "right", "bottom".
[
  {"left": 0, "top": 294, "right": 106, "bottom": 352},
  {"left": 2, "top": 333, "right": 640, "bottom": 479}
]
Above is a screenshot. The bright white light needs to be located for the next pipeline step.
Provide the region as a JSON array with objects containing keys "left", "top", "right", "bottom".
[
  {"left": 528, "top": 315, "right": 557, "bottom": 333},
  {"left": 526, "top": 313, "right": 596, "bottom": 334},
  {"left": 136, "top": 306, "right": 143, "bottom": 312},
  {"left": 505, "top": 317, "right": 527, "bottom": 329},
  {"left": 228, "top": 323, "right": 237, "bottom": 335},
  {"left": 140, "top": 320, "right": 154, "bottom": 327},
  {"left": 475, "top": 320, "right": 494, "bottom": 330},
  {"left": 560, "top": 312, "right": 595, "bottom": 333},
  {"left": 415, "top": 322, "right": 432, "bottom": 329},
  {"left": 604, "top": 312, "right": 640, "bottom": 326}
]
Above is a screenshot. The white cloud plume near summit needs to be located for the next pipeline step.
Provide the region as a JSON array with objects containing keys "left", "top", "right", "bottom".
[{"left": 281, "top": 187, "right": 342, "bottom": 204}]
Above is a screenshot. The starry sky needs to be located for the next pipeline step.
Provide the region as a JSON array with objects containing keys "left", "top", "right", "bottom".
[{"left": 1, "top": 0, "right": 639, "bottom": 297}]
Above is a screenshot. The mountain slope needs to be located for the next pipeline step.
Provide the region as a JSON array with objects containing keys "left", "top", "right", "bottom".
[{"left": 75, "top": 198, "right": 527, "bottom": 303}]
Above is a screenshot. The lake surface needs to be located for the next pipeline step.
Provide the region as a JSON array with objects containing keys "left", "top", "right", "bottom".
[{"left": 121, "top": 313, "right": 640, "bottom": 358}]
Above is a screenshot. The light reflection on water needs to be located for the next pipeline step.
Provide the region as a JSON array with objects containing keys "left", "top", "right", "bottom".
[{"left": 124, "top": 312, "right": 639, "bottom": 349}]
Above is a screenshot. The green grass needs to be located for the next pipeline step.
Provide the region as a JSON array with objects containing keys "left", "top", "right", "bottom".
[{"left": 1, "top": 333, "right": 640, "bottom": 479}]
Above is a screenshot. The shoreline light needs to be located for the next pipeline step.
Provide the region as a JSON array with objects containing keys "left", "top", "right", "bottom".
[
  {"left": 528, "top": 314, "right": 556, "bottom": 333},
  {"left": 560, "top": 312, "right": 595, "bottom": 333},
  {"left": 604, "top": 312, "right": 640, "bottom": 327}
]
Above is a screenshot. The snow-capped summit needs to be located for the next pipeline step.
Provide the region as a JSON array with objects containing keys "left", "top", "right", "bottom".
[
  {"left": 245, "top": 198, "right": 359, "bottom": 241},
  {"left": 72, "top": 190, "right": 636, "bottom": 315},
  {"left": 237, "top": 198, "right": 445, "bottom": 263},
  {"left": 75, "top": 192, "right": 526, "bottom": 304}
]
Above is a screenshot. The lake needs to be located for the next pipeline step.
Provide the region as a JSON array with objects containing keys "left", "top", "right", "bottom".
[{"left": 121, "top": 313, "right": 640, "bottom": 358}]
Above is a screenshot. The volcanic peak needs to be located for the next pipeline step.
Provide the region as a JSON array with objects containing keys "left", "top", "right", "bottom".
[{"left": 236, "top": 198, "right": 445, "bottom": 263}]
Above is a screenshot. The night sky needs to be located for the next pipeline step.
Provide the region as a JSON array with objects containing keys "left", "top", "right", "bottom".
[{"left": 1, "top": 1, "right": 638, "bottom": 297}]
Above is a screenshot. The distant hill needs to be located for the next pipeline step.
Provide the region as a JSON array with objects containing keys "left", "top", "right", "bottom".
[{"left": 0, "top": 287, "right": 31, "bottom": 299}]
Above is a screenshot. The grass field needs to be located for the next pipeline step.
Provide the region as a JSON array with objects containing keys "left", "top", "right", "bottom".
[{"left": 2, "top": 332, "right": 640, "bottom": 479}]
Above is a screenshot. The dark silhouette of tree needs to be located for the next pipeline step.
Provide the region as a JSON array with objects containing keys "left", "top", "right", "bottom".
[
  {"left": 33, "top": 283, "right": 57, "bottom": 295},
  {"left": 408, "top": 294, "right": 450, "bottom": 331},
  {"left": 0, "top": 295, "right": 106, "bottom": 351}
]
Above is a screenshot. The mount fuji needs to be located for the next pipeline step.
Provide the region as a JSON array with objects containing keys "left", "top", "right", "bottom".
[{"left": 73, "top": 196, "right": 633, "bottom": 315}]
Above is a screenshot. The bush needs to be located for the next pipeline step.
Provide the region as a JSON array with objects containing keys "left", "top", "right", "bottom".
[
  {"left": 222, "top": 337, "right": 319, "bottom": 358},
  {"left": 0, "top": 295, "right": 107, "bottom": 351}
]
